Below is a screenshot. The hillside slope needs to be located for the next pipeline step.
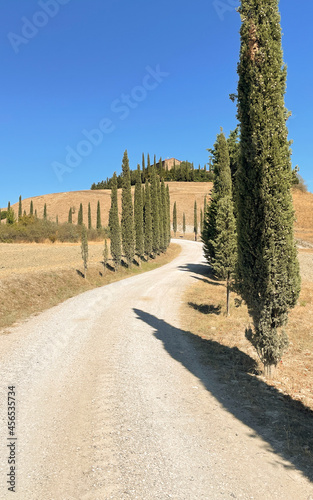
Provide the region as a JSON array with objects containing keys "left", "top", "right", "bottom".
[{"left": 7, "top": 183, "right": 313, "bottom": 244}]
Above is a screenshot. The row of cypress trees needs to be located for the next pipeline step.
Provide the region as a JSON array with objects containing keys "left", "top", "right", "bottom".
[
  {"left": 109, "top": 150, "right": 171, "bottom": 269},
  {"left": 202, "top": 0, "right": 301, "bottom": 377},
  {"left": 69, "top": 201, "right": 102, "bottom": 229}
]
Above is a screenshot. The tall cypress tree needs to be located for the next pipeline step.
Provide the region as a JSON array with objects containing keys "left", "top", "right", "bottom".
[
  {"left": 236, "top": 0, "right": 301, "bottom": 376},
  {"left": 88, "top": 202, "right": 92, "bottom": 229},
  {"left": 81, "top": 224, "right": 88, "bottom": 279},
  {"left": 142, "top": 153, "right": 146, "bottom": 183},
  {"left": 143, "top": 180, "right": 153, "bottom": 257},
  {"left": 43, "top": 203, "right": 47, "bottom": 220},
  {"left": 121, "top": 150, "right": 135, "bottom": 266},
  {"left": 134, "top": 165, "right": 144, "bottom": 261},
  {"left": 172, "top": 201, "right": 177, "bottom": 237},
  {"left": 97, "top": 200, "right": 101, "bottom": 229},
  {"left": 150, "top": 163, "right": 160, "bottom": 254},
  {"left": 183, "top": 212, "right": 186, "bottom": 236},
  {"left": 18, "top": 195, "right": 22, "bottom": 220},
  {"left": 166, "top": 185, "right": 171, "bottom": 245},
  {"left": 157, "top": 176, "right": 165, "bottom": 251},
  {"left": 202, "top": 130, "right": 232, "bottom": 262},
  {"left": 109, "top": 172, "right": 121, "bottom": 269},
  {"left": 200, "top": 208, "right": 203, "bottom": 234},
  {"left": 68, "top": 207, "right": 73, "bottom": 224},
  {"left": 30, "top": 200, "right": 34, "bottom": 216},
  {"left": 161, "top": 179, "right": 168, "bottom": 251},
  {"left": 194, "top": 201, "right": 198, "bottom": 241},
  {"left": 147, "top": 153, "right": 151, "bottom": 181},
  {"left": 77, "top": 203, "right": 83, "bottom": 225}
]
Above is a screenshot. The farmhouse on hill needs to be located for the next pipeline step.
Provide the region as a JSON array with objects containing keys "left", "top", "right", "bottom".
[{"left": 156, "top": 158, "right": 182, "bottom": 171}]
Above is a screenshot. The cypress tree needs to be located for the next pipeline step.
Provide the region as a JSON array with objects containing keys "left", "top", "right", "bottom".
[
  {"left": 0, "top": 209, "right": 1, "bottom": 224},
  {"left": 183, "top": 212, "right": 186, "bottom": 236},
  {"left": 77, "top": 203, "right": 83, "bottom": 225},
  {"left": 150, "top": 163, "right": 160, "bottom": 254},
  {"left": 35, "top": 209, "right": 37, "bottom": 218},
  {"left": 81, "top": 224, "right": 88, "bottom": 279},
  {"left": 157, "top": 176, "right": 165, "bottom": 251},
  {"left": 147, "top": 153, "right": 151, "bottom": 181},
  {"left": 56, "top": 215, "right": 59, "bottom": 225},
  {"left": 18, "top": 196, "right": 22, "bottom": 220},
  {"left": 194, "top": 201, "right": 198, "bottom": 241},
  {"left": 143, "top": 180, "right": 153, "bottom": 257},
  {"left": 97, "top": 200, "right": 101, "bottom": 229},
  {"left": 43, "top": 203, "right": 47, "bottom": 220},
  {"left": 109, "top": 172, "right": 121, "bottom": 269},
  {"left": 68, "top": 208, "right": 73, "bottom": 224},
  {"left": 134, "top": 165, "right": 144, "bottom": 261},
  {"left": 172, "top": 201, "right": 177, "bottom": 237},
  {"left": 30, "top": 200, "right": 33, "bottom": 216},
  {"left": 200, "top": 208, "right": 203, "bottom": 234},
  {"left": 161, "top": 179, "right": 168, "bottom": 251},
  {"left": 121, "top": 150, "right": 135, "bottom": 266},
  {"left": 204, "top": 196, "right": 207, "bottom": 217},
  {"left": 236, "top": 0, "right": 301, "bottom": 376},
  {"left": 88, "top": 202, "right": 92, "bottom": 229},
  {"left": 202, "top": 130, "right": 232, "bottom": 262},
  {"left": 166, "top": 185, "right": 171, "bottom": 245},
  {"left": 142, "top": 153, "right": 146, "bottom": 183}
]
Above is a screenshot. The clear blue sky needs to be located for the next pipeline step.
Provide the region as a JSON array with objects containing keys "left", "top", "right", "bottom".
[{"left": 1, "top": 0, "right": 312, "bottom": 207}]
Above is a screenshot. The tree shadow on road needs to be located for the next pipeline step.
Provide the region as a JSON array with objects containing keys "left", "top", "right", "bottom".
[
  {"left": 133, "top": 308, "right": 313, "bottom": 483},
  {"left": 188, "top": 302, "right": 222, "bottom": 315},
  {"left": 178, "top": 262, "right": 223, "bottom": 286}
]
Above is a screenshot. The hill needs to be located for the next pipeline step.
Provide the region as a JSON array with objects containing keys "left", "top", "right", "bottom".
[{"left": 6, "top": 183, "right": 313, "bottom": 244}]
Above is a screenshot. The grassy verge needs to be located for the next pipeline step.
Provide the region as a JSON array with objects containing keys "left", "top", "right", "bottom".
[
  {"left": 180, "top": 250, "right": 313, "bottom": 465},
  {"left": 0, "top": 243, "right": 181, "bottom": 331}
]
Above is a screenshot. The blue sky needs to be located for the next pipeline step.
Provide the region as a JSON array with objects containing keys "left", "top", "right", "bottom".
[{"left": 1, "top": 0, "right": 312, "bottom": 208}]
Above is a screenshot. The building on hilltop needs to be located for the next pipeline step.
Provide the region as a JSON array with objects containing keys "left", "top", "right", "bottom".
[{"left": 156, "top": 158, "right": 182, "bottom": 171}]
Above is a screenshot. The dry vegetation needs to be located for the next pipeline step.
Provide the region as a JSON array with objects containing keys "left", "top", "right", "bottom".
[
  {"left": 0, "top": 243, "right": 181, "bottom": 330},
  {"left": 180, "top": 249, "right": 313, "bottom": 465}
]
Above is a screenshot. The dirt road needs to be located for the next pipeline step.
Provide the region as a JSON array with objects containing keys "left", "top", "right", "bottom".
[{"left": 0, "top": 240, "right": 312, "bottom": 499}]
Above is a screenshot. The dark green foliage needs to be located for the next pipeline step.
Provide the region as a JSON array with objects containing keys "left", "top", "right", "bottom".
[
  {"left": 142, "top": 153, "right": 146, "bottom": 183},
  {"left": 88, "top": 202, "right": 92, "bottom": 229},
  {"left": 81, "top": 224, "right": 88, "bottom": 278},
  {"left": 109, "top": 172, "right": 121, "bottom": 269},
  {"left": 173, "top": 201, "right": 177, "bottom": 237},
  {"left": 30, "top": 200, "right": 34, "bottom": 216},
  {"left": 77, "top": 203, "right": 83, "bottom": 225},
  {"left": 143, "top": 180, "right": 153, "bottom": 257},
  {"left": 134, "top": 165, "right": 144, "bottom": 260},
  {"left": 166, "top": 185, "right": 171, "bottom": 244},
  {"left": 183, "top": 212, "right": 186, "bottom": 235},
  {"left": 200, "top": 209, "right": 203, "bottom": 234},
  {"left": 68, "top": 208, "right": 73, "bottom": 224},
  {"left": 6, "top": 207, "right": 15, "bottom": 225},
  {"left": 202, "top": 130, "right": 232, "bottom": 262},
  {"left": 43, "top": 203, "right": 47, "bottom": 220},
  {"left": 160, "top": 179, "right": 168, "bottom": 251},
  {"left": 18, "top": 196, "right": 22, "bottom": 220},
  {"left": 211, "top": 196, "right": 237, "bottom": 316},
  {"left": 56, "top": 215, "right": 59, "bottom": 225},
  {"left": 121, "top": 150, "right": 135, "bottom": 266},
  {"left": 157, "top": 176, "right": 165, "bottom": 251},
  {"left": 236, "top": 0, "right": 301, "bottom": 375},
  {"left": 194, "top": 201, "right": 198, "bottom": 241},
  {"left": 97, "top": 200, "right": 101, "bottom": 229},
  {"left": 227, "top": 126, "right": 240, "bottom": 188},
  {"left": 150, "top": 163, "right": 160, "bottom": 254},
  {"left": 35, "top": 209, "right": 37, "bottom": 218}
]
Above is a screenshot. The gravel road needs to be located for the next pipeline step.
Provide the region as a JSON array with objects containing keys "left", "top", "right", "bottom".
[{"left": 0, "top": 240, "right": 312, "bottom": 500}]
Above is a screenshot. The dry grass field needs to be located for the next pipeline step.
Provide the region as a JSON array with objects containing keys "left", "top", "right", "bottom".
[
  {"left": 0, "top": 243, "right": 181, "bottom": 330},
  {"left": 8, "top": 182, "right": 213, "bottom": 231}
]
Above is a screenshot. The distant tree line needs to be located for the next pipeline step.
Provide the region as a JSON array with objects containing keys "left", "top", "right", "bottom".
[{"left": 91, "top": 154, "right": 213, "bottom": 190}]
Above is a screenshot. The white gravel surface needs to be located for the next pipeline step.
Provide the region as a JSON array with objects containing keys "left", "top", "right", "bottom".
[{"left": 0, "top": 240, "right": 312, "bottom": 499}]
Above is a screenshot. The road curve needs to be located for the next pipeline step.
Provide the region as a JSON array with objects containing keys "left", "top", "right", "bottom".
[{"left": 0, "top": 240, "right": 312, "bottom": 499}]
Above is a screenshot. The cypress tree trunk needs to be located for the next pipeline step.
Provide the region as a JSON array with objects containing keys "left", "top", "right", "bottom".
[
  {"left": 236, "top": 0, "right": 301, "bottom": 375},
  {"left": 109, "top": 172, "right": 121, "bottom": 270},
  {"left": 121, "top": 150, "right": 135, "bottom": 266},
  {"left": 226, "top": 272, "right": 230, "bottom": 317}
]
